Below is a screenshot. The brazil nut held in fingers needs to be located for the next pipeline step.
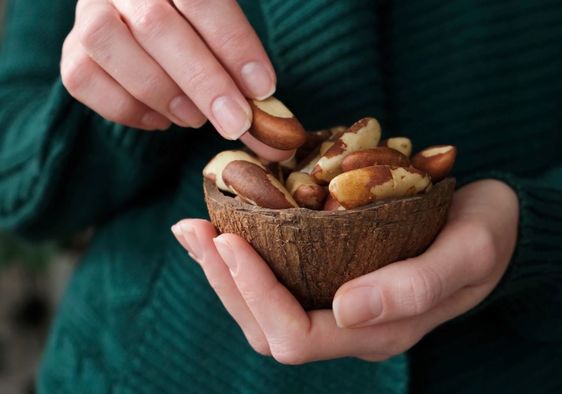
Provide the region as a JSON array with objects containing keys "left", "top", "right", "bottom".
[
  {"left": 380, "top": 137, "right": 413, "bottom": 157},
  {"left": 411, "top": 145, "right": 457, "bottom": 182},
  {"left": 329, "top": 165, "right": 431, "bottom": 209},
  {"left": 286, "top": 172, "right": 328, "bottom": 210},
  {"left": 311, "top": 117, "right": 381, "bottom": 184},
  {"left": 341, "top": 147, "right": 410, "bottom": 172},
  {"left": 222, "top": 160, "right": 299, "bottom": 209},
  {"left": 203, "top": 150, "right": 265, "bottom": 192},
  {"left": 248, "top": 97, "right": 307, "bottom": 150}
]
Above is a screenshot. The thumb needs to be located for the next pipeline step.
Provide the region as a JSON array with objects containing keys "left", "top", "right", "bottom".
[{"left": 332, "top": 220, "right": 489, "bottom": 328}]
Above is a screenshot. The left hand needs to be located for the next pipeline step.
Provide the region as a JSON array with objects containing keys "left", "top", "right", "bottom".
[{"left": 172, "top": 179, "right": 519, "bottom": 364}]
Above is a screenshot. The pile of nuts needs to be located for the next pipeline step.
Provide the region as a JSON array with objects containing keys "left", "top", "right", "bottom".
[{"left": 204, "top": 97, "right": 457, "bottom": 211}]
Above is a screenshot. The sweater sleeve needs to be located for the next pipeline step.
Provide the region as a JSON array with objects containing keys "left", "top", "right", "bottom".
[
  {"left": 0, "top": 0, "right": 191, "bottom": 239},
  {"left": 465, "top": 167, "right": 562, "bottom": 342}
]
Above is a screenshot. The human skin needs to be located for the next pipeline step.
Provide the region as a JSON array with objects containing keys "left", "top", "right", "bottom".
[
  {"left": 172, "top": 179, "right": 519, "bottom": 364},
  {"left": 60, "top": 0, "right": 292, "bottom": 161}
]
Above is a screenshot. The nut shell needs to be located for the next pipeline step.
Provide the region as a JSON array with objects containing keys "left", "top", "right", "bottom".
[{"left": 204, "top": 177, "right": 455, "bottom": 309}]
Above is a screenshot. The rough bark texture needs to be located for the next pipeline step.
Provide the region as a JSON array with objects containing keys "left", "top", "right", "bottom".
[{"left": 204, "top": 178, "right": 456, "bottom": 310}]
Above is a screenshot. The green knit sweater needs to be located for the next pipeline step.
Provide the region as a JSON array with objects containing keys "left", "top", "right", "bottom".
[{"left": 1, "top": 0, "right": 561, "bottom": 393}]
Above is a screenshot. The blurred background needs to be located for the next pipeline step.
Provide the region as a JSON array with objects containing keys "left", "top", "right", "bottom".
[{"left": 0, "top": 3, "right": 82, "bottom": 393}]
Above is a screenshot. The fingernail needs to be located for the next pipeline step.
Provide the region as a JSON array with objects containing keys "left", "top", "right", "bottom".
[
  {"left": 211, "top": 96, "right": 251, "bottom": 140},
  {"left": 333, "top": 287, "right": 383, "bottom": 328},
  {"left": 171, "top": 224, "right": 192, "bottom": 257},
  {"left": 142, "top": 111, "right": 170, "bottom": 130},
  {"left": 171, "top": 224, "right": 181, "bottom": 238},
  {"left": 213, "top": 237, "right": 237, "bottom": 275},
  {"left": 241, "top": 62, "right": 276, "bottom": 100},
  {"left": 169, "top": 96, "right": 206, "bottom": 127},
  {"left": 177, "top": 222, "right": 202, "bottom": 261}
]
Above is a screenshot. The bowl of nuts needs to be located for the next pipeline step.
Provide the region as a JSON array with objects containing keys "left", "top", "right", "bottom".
[{"left": 204, "top": 97, "right": 457, "bottom": 310}]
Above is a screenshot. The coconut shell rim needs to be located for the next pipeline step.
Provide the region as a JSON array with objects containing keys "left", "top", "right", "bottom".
[{"left": 204, "top": 177, "right": 456, "bottom": 216}]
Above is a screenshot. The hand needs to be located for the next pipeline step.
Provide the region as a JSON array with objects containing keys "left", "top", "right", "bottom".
[
  {"left": 61, "top": 0, "right": 289, "bottom": 160},
  {"left": 172, "top": 180, "right": 519, "bottom": 364}
]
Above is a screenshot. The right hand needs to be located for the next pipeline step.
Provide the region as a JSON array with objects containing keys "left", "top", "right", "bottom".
[{"left": 61, "top": 0, "right": 288, "bottom": 159}]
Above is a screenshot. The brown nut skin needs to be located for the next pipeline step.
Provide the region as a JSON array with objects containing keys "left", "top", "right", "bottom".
[
  {"left": 411, "top": 145, "right": 457, "bottom": 182},
  {"left": 340, "top": 147, "right": 411, "bottom": 172},
  {"left": 248, "top": 97, "right": 307, "bottom": 150},
  {"left": 329, "top": 165, "right": 431, "bottom": 209},
  {"left": 323, "top": 194, "right": 345, "bottom": 211},
  {"left": 203, "top": 150, "right": 264, "bottom": 192},
  {"left": 380, "top": 137, "right": 413, "bottom": 157},
  {"left": 222, "top": 160, "right": 298, "bottom": 209},
  {"left": 286, "top": 172, "right": 328, "bottom": 210},
  {"left": 311, "top": 117, "right": 381, "bottom": 184},
  {"left": 296, "top": 126, "right": 347, "bottom": 162},
  {"left": 298, "top": 140, "right": 335, "bottom": 174}
]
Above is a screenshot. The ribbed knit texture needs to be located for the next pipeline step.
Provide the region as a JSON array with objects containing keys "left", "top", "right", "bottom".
[{"left": 0, "top": 0, "right": 561, "bottom": 393}]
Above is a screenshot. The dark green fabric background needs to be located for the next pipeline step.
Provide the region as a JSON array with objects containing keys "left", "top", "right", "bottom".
[{"left": 0, "top": 0, "right": 561, "bottom": 393}]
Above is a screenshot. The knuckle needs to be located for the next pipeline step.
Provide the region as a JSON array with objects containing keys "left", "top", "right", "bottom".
[
  {"left": 131, "top": 74, "right": 167, "bottom": 104},
  {"left": 61, "top": 54, "right": 92, "bottom": 94},
  {"left": 131, "top": 2, "right": 171, "bottom": 38},
  {"left": 105, "top": 98, "right": 138, "bottom": 125},
  {"left": 182, "top": 66, "right": 211, "bottom": 93},
  {"left": 61, "top": 33, "right": 74, "bottom": 58},
  {"left": 465, "top": 222, "right": 498, "bottom": 280},
  {"left": 78, "top": 8, "right": 117, "bottom": 51},
  {"left": 214, "top": 29, "right": 254, "bottom": 53},
  {"left": 404, "top": 266, "right": 443, "bottom": 316}
]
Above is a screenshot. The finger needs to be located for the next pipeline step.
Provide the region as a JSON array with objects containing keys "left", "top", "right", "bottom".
[
  {"left": 61, "top": 31, "right": 170, "bottom": 130},
  {"left": 333, "top": 218, "right": 492, "bottom": 328},
  {"left": 212, "top": 235, "right": 312, "bottom": 351},
  {"left": 287, "top": 284, "right": 494, "bottom": 363},
  {"left": 171, "top": 220, "right": 270, "bottom": 356},
  {"left": 336, "top": 284, "right": 495, "bottom": 362},
  {"left": 211, "top": 233, "right": 491, "bottom": 364},
  {"left": 239, "top": 133, "right": 295, "bottom": 162},
  {"left": 211, "top": 235, "right": 395, "bottom": 363},
  {"left": 76, "top": 0, "right": 206, "bottom": 127},
  {"left": 113, "top": 0, "right": 252, "bottom": 140},
  {"left": 173, "top": 0, "right": 276, "bottom": 100}
]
